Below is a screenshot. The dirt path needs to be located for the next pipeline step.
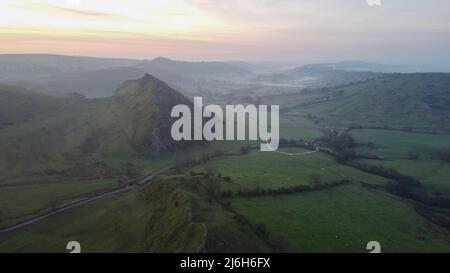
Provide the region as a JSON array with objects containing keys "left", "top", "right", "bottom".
[{"left": 274, "top": 147, "right": 319, "bottom": 156}]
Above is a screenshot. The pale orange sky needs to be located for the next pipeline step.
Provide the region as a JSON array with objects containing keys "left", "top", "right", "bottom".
[{"left": 1, "top": 0, "right": 450, "bottom": 63}]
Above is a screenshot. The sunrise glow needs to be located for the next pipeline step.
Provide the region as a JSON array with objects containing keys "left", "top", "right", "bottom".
[{"left": 1, "top": 0, "right": 449, "bottom": 62}]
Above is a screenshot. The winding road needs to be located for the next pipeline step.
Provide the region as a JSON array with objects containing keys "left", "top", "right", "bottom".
[{"left": 0, "top": 167, "right": 170, "bottom": 233}]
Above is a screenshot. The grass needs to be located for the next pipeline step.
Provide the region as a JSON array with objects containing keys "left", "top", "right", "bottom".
[
  {"left": 0, "top": 176, "right": 205, "bottom": 253},
  {"left": 325, "top": 164, "right": 389, "bottom": 186},
  {"left": 351, "top": 129, "right": 450, "bottom": 193},
  {"left": 189, "top": 148, "right": 341, "bottom": 191},
  {"left": 0, "top": 189, "right": 150, "bottom": 252},
  {"left": 351, "top": 129, "right": 450, "bottom": 158},
  {"left": 186, "top": 147, "right": 389, "bottom": 191},
  {"left": 142, "top": 176, "right": 205, "bottom": 252},
  {"left": 0, "top": 178, "right": 117, "bottom": 229},
  {"left": 279, "top": 114, "right": 322, "bottom": 140},
  {"left": 231, "top": 184, "right": 450, "bottom": 252}
]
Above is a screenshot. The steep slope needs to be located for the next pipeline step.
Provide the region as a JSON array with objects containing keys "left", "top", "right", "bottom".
[
  {"left": 104, "top": 73, "right": 192, "bottom": 155},
  {"left": 297, "top": 73, "right": 450, "bottom": 133},
  {"left": 0, "top": 74, "right": 192, "bottom": 179}
]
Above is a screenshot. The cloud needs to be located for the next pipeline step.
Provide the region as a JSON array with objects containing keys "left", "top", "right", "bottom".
[{"left": 30, "top": 3, "right": 125, "bottom": 19}]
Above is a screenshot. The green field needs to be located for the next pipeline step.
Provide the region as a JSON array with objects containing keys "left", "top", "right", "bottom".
[
  {"left": 231, "top": 184, "right": 450, "bottom": 252},
  {"left": 187, "top": 147, "right": 388, "bottom": 191},
  {"left": 351, "top": 129, "right": 450, "bottom": 158},
  {"left": 189, "top": 148, "right": 341, "bottom": 191},
  {"left": 0, "top": 178, "right": 116, "bottom": 229},
  {"left": 351, "top": 129, "right": 450, "bottom": 193}
]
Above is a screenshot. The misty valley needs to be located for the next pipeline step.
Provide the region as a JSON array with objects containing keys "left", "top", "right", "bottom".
[{"left": 0, "top": 54, "right": 449, "bottom": 253}]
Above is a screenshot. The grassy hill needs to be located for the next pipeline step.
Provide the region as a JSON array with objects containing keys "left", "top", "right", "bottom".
[
  {"left": 296, "top": 73, "right": 450, "bottom": 133},
  {"left": 0, "top": 74, "right": 192, "bottom": 179}
]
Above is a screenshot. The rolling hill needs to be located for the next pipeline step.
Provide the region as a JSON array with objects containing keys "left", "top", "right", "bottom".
[{"left": 296, "top": 73, "right": 450, "bottom": 133}]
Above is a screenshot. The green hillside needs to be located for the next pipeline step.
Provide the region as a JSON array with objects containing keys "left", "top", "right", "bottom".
[
  {"left": 296, "top": 73, "right": 450, "bottom": 133},
  {"left": 0, "top": 74, "right": 191, "bottom": 179}
]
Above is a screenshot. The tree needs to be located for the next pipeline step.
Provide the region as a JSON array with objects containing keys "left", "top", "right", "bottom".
[{"left": 316, "top": 129, "right": 355, "bottom": 151}]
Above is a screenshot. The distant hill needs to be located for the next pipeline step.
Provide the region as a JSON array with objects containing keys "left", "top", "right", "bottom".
[
  {"left": 0, "top": 54, "right": 254, "bottom": 97},
  {"left": 0, "top": 74, "right": 192, "bottom": 178},
  {"left": 319, "top": 61, "right": 450, "bottom": 73},
  {"left": 297, "top": 73, "right": 450, "bottom": 133},
  {"left": 0, "top": 54, "right": 138, "bottom": 81},
  {"left": 0, "top": 85, "right": 66, "bottom": 129},
  {"left": 17, "top": 67, "right": 149, "bottom": 98},
  {"left": 256, "top": 63, "right": 379, "bottom": 88},
  {"left": 148, "top": 57, "right": 252, "bottom": 78}
]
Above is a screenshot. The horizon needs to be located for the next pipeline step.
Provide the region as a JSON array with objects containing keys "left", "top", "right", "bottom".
[
  {"left": 2, "top": 53, "right": 450, "bottom": 69},
  {"left": 1, "top": 0, "right": 450, "bottom": 64}
]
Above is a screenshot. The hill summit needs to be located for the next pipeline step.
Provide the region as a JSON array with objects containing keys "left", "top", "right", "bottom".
[{"left": 108, "top": 73, "right": 192, "bottom": 155}]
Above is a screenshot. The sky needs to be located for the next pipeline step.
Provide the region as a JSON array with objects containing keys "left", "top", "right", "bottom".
[{"left": 0, "top": 0, "right": 449, "bottom": 64}]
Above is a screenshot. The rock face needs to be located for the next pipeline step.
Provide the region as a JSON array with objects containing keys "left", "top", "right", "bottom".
[{"left": 111, "top": 73, "right": 193, "bottom": 155}]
